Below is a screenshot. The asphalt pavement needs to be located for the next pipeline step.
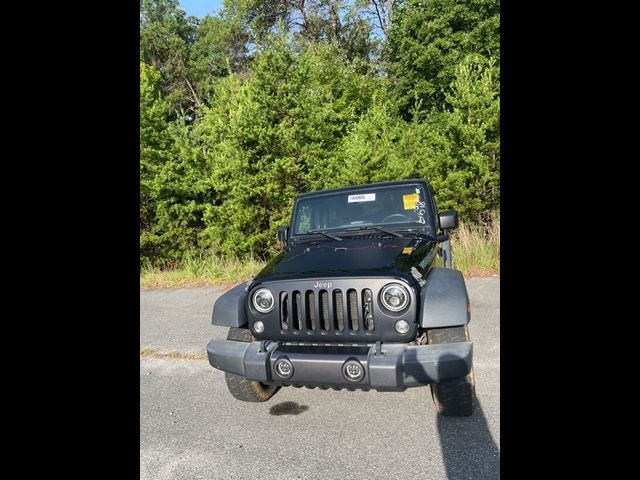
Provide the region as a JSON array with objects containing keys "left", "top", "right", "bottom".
[{"left": 140, "top": 277, "right": 500, "bottom": 480}]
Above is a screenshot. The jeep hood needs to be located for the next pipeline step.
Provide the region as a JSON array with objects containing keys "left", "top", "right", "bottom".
[{"left": 253, "top": 237, "right": 437, "bottom": 283}]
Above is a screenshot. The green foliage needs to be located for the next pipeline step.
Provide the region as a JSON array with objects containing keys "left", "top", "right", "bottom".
[
  {"left": 140, "top": 60, "right": 216, "bottom": 265},
  {"left": 139, "top": 0, "right": 501, "bottom": 266},
  {"left": 331, "top": 55, "right": 499, "bottom": 221},
  {"left": 387, "top": 0, "right": 500, "bottom": 119},
  {"left": 190, "top": 14, "right": 250, "bottom": 99},
  {"left": 196, "top": 39, "right": 381, "bottom": 258},
  {"left": 430, "top": 55, "right": 500, "bottom": 219},
  {"left": 140, "top": 61, "right": 172, "bottom": 261},
  {"left": 228, "top": 0, "right": 376, "bottom": 59},
  {"left": 140, "top": 0, "right": 199, "bottom": 115}
]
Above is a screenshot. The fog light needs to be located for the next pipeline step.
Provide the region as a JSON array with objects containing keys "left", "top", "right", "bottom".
[
  {"left": 342, "top": 359, "right": 364, "bottom": 382},
  {"left": 275, "top": 358, "right": 293, "bottom": 378},
  {"left": 253, "top": 321, "right": 264, "bottom": 333},
  {"left": 394, "top": 320, "right": 410, "bottom": 334}
]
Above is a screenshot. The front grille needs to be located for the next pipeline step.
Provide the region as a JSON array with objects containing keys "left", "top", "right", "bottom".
[
  {"left": 280, "top": 287, "right": 374, "bottom": 334},
  {"left": 250, "top": 278, "right": 417, "bottom": 343}
]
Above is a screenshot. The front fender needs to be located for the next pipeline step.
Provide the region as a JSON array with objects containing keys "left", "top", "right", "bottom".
[
  {"left": 419, "top": 268, "right": 470, "bottom": 328},
  {"left": 212, "top": 282, "right": 249, "bottom": 327}
]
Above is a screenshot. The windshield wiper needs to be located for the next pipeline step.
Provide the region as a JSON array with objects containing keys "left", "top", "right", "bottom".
[
  {"left": 394, "top": 229, "right": 437, "bottom": 241},
  {"left": 299, "top": 230, "right": 343, "bottom": 241},
  {"left": 344, "top": 226, "right": 402, "bottom": 238}
]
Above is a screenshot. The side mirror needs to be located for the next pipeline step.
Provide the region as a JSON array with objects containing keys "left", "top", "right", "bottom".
[
  {"left": 277, "top": 226, "right": 289, "bottom": 249},
  {"left": 439, "top": 210, "right": 458, "bottom": 230}
]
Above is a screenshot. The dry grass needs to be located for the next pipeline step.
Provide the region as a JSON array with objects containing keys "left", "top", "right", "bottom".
[
  {"left": 140, "top": 255, "right": 267, "bottom": 289},
  {"left": 140, "top": 347, "right": 208, "bottom": 360},
  {"left": 450, "top": 214, "right": 500, "bottom": 277}
]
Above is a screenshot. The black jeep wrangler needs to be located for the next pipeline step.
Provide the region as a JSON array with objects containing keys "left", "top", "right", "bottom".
[{"left": 206, "top": 179, "right": 475, "bottom": 416}]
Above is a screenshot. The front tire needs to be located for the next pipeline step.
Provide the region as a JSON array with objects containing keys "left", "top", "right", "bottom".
[
  {"left": 428, "top": 325, "right": 475, "bottom": 416},
  {"left": 224, "top": 327, "right": 280, "bottom": 402}
]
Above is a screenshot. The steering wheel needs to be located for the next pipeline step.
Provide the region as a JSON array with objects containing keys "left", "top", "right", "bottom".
[{"left": 382, "top": 214, "right": 411, "bottom": 223}]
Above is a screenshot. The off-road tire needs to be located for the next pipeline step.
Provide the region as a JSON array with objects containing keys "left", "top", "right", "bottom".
[
  {"left": 224, "top": 327, "right": 280, "bottom": 402},
  {"left": 428, "top": 325, "right": 475, "bottom": 416}
]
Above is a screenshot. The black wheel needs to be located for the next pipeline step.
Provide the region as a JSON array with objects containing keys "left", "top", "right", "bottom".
[
  {"left": 224, "top": 327, "right": 280, "bottom": 402},
  {"left": 428, "top": 325, "right": 475, "bottom": 416}
]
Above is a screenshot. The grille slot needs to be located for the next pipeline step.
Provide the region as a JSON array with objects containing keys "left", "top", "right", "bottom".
[
  {"left": 347, "top": 289, "right": 359, "bottom": 331},
  {"left": 305, "top": 290, "right": 316, "bottom": 331},
  {"left": 280, "top": 292, "right": 288, "bottom": 330},
  {"left": 363, "top": 289, "right": 374, "bottom": 330},
  {"left": 333, "top": 289, "right": 344, "bottom": 331},
  {"left": 319, "top": 290, "right": 330, "bottom": 331},
  {"left": 278, "top": 285, "right": 376, "bottom": 336},
  {"left": 293, "top": 291, "right": 303, "bottom": 330}
]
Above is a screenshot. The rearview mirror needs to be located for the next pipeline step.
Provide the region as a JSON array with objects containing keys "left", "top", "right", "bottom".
[
  {"left": 439, "top": 210, "right": 458, "bottom": 230},
  {"left": 277, "top": 226, "right": 289, "bottom": 249}
]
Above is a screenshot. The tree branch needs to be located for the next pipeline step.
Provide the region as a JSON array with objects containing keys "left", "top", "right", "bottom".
[
  {"left": 183, "top": 74, "right": 202, "bottom": 108},
  {"left": 371, "top": 0, "right": 388, "bottom": 37}
]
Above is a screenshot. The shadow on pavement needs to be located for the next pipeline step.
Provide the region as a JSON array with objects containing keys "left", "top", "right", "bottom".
[
  {"left": 437, "top": 397, "right": 500, "bottom": 479},
  {"left": 269, "top": 401, "right": 310, "bottom": 416},
  {"left": 408, "top": 346, "right": 499, "bottom": 479}
]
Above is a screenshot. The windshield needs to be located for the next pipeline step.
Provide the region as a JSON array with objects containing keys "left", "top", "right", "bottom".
[{"left": 292, "top": 184, "right": 432, "bottom": 235}]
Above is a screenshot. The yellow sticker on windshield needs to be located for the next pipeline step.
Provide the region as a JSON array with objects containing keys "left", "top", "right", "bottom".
[
  {"left": 402, "top": 247, "right": 413, "bottom": 254},
  {"left": 403, "top": 193, "right": 419, "bottom": 210}
]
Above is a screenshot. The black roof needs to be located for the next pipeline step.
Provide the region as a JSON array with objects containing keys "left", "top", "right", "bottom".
[{"left": 296, "top": 179, "right": 429, "bottom": 199}]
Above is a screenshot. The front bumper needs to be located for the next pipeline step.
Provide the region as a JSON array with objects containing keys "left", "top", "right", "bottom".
[{"left": 207, "top": 339, "right": 472, "bottom": 391}]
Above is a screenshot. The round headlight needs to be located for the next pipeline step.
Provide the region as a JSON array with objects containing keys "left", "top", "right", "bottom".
[
  {"left": 380, "top": 283, "right": 410, "bottom": 312},
  {"left": 252, "top": 288, "right": 274, "bottom": 313}
]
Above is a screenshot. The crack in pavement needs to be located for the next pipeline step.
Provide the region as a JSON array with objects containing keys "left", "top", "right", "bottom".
[{"left": 140, "top": 347, "right": 208, "bottom": 361}]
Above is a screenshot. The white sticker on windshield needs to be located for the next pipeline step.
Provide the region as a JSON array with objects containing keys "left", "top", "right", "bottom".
[{"left": 348, "top": 193, "right": 376, "bottom": 203}]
